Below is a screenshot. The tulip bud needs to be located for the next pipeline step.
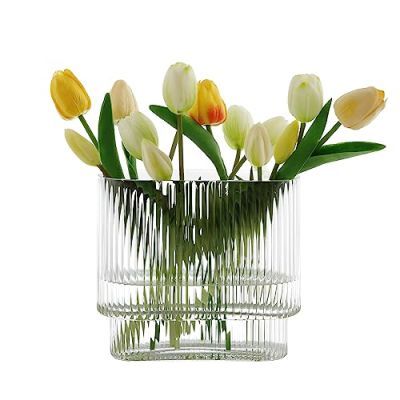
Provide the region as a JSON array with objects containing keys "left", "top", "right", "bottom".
[
  {"left": 64, "top": 129, "right": 100, "bottom": 166},
  {"left": 334, "top": 87, "right": 385, "bottom": 130},
  {"left": 163, "top": 62, "right": 197, "bottom": 114},
  {"left": 110, "top": 80, "right": 138, "bottom": 123},
  {"left": 118, "top": 112, "right": 158, "bottom": 160},
  {"left": 50, "top": 69, "right": 91, "bottom": 120},
  {"left": 274, "top": 120, "right": 299, "bottom": 164},
  {"left": 262, "top": 116, "right": 289, "bottom": 145},
  {"left": 244, "top": 123, "right": 273, "bottom": 167},
  {"left": 188, "top": 80, "right": 227, "bottom": 126},
  {"left": 141, "top": 139, "right": 173, "bottom": 181},
  {"left": 223, "top": 105, "right": 253, "bottom": 150},
  {"left": 288, "top": 74, "right": 323, "bottom": 122}
]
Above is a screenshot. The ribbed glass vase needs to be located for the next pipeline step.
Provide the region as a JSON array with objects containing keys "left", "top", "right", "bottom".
[{"left": 97, "top": 176, "right": 300, "bottom": 361}]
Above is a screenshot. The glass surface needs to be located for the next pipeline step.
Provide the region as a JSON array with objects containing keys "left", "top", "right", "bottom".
[{"left": 98, "top": 176, "right": 300, "bottom": 361}]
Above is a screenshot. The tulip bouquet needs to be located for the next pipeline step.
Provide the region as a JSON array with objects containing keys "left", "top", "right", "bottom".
[
  {"left": 51, "top": 63, "right": 385, "bottom": 183},
  {"left": 50, "top": 64, "right": 387, "bottom": 361}
]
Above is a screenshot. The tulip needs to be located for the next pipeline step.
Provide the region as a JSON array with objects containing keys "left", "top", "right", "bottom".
[
  {"left": 244, "top": 123, "right": 273, "bottom": 167},
  {"left": 288, "top": 74, "right": 323, "bottom": 122},
  {"left": 262, "top": 116, "right": 289, "bottom": 145},
  {"left": 188, "top": 80, "right": 227, "bottom": 126},
  {"left": 141, "top": 139, "right": 173, "bottom": 181},
  {"left": 274, "top": 120, "right": 299, "bottom": 164},
  {"left": 334, "top": 87, "right": 385, "bottom": 130},
  {"left": 64, "top": 129, "right": 100, "bottom": 166},
  {"left": 118, "top": 112, "right": 159, "bottom": 160},
  {"left": 163, "top": 62, "right": 197, "bottom": 114},
  {"left": 110, "top": 80, "right": 138, "bottom": 123},
  {"left": 50, "top": 69, "right": 91, "bottom": 120},
  {"left": 223, "top": 105, "right": 253, "bottom": 150}
]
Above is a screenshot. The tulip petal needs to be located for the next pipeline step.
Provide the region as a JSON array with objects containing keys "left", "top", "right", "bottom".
[
  {"left": 64, "top": 129, "right": 100, "bottom": 166},
  {"left": 141, "top": 140, "right": 173, "bottom": 181}
]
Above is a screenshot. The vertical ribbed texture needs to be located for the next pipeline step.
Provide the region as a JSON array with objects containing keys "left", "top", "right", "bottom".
[{"left": 98, "top": 178, "right": 300, "bottom": 361}]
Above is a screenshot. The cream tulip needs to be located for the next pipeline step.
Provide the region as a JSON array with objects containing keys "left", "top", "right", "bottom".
[
  {"left": 274, "top": 120, "right": 299, "bottom": 164},
  {"left": 162, "top": 62, "right": 197, "bottom": 114},
  {"left": 118, "top": 112, "right": 158, "bottom": 160},
  {"left": 262, "top": 116, "right": 289, "bottom": 145},
  {"left": 64, "top": 129, "right": 100, "bottom": 166},
  {"left": 223, "top": 105, "right": 253, "bottom": 150},
  {"left": 244, "top": 123, "right": 273, "bottom": 167},
  {"left": 288, "top": 74, "right": 323, "bottom": 122},
  {"left": 334, "top": 87, "right": 385, "bottom": 130},
  {"left": 141, "top": 139, "right": 173, "bottom": 181},
  {"left": 110, "top": 80, "right": 138, "bottom": 123}
]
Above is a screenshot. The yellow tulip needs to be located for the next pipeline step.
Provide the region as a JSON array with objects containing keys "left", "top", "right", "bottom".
[
  {"left": 64, "top": 129, "right": 100, "bottom": 166},
  {"left": 50, "top": 69, "right": 91, "bottom": 120},
  {"left": 334, "top": 87, "right": 385, "bottom": 130},
  {"left": 141, "top": 139, "right": 173, "bottom": 181},
  {"left": 163, "top": 62, "right": 197, "bottom": 114},
  {"left": 274, "top": 120, "right": 299, "bottom": 164},
  {"left": 244, "top": 123, "right": 273, "bottom": 167},
  {"left": 223, "top": 105, "right": 253, "bottom": 150},
  {"left": 288, "top": 74, "right": 323, "bottom": 122},
  {"left": 188, "top": 80, "right": 227, "bottom": 126},
  {"left": 110, "top": 80, "right": 138, "bottom": 123}
]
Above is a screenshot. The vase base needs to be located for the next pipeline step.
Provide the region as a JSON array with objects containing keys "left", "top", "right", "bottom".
[{"left": 110, "top": 317, "right": 288, "bottom": 361}]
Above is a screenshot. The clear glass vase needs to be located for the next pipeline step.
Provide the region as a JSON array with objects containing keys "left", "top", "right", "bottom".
[{"left": 97, "top": 176, "right": 300, "bottom": 361}]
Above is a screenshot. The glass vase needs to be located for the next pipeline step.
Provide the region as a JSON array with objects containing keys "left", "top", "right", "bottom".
[{"left": 97, "top": 176, "right": 300, "bottom": 361}]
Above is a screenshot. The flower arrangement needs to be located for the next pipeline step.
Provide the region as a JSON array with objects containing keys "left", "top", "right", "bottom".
[
  {"left": 50, "top": 63, "right": 387, "bottom": 361},
  {"left": 50, "top": 63, "right": 386, "bottom": 181}
]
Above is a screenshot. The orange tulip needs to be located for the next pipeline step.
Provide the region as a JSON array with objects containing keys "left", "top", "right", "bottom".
[{"left": 188, "top": 80, "right": 227, "bottom": 126}]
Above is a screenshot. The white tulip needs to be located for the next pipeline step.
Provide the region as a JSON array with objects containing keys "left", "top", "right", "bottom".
[
  {"left": 141, "top": 139, "right": 173, "bottom": 181},
  {"left": 244, "top": 123, "right": 273, "bottom": 167},
  {"left": 288, "top": 74, "right": 323, "bottom": 122},
  {"left": 162, "top": 62, "right": 197, "bottom": 114},
  {"left": 262, "top": 116, "right": 289, "bottom": 145},
  {"left": 117, "top": 111, "right": 158, "bottom": 160},
  {"left": 64, "top": 129, "right": 100, "bottom": 166},
  {"left": 223, "top": 105, "right": 253, "bottom": 150},
  {"left": 110, "top": 80, "right": 138, "bottom": 123}
]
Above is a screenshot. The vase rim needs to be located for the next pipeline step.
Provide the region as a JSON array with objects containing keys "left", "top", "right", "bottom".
[{"left": 99, "top": 175, "right": 298, "bottom": 184}]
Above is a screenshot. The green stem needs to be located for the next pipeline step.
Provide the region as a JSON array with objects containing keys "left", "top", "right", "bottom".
[
  {"left": 297, "top": 122, "right": 306, "bottom": 146},
  {"left": 232, "top": 149, "right": 241, "bottom": 171},
  {"left": 269, "top": 163, "right": 280, "bottom": 180},
  {"left": 205, "top": 125, "right": 213, "bottom": 136},
  {"left": 97, "top": 164, "right": 110, "bottom": 177},
  {"left": 228, "top": 156, "right": 247, "bottom": 179},
  {"left": 78, "top": 115, "right": 98, "bottom": 149},
  {"left": 257, "top": 167, "right": 262, "bottom": 181},
  {"left": 314, "top": 121, "right": 342, "bottom": 153},
  {"left": 169, "top": 132, "right": 178, "bottom": 160},
  {"left": 249, "top": 167, "right": 254, "bottom": 181},
  {"left": 122, "top": 145, "right": 138, "bottom": 179},
  {"left": 177, "top": 114, "right": 184, "bottom": 180}
]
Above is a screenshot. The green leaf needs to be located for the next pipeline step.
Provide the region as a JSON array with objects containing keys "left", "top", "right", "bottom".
[
  {"left": 98, "top": 93, "right": 125, "bottom": 179},
  {"left": 122, "top": 144, "right": 138, "bottom": 179},
  {"left": 149, "top": 105, "right": 228, "bottom": 179},
  {"left": 300, "top": 141, "right": 385, "bottom": 172},
  {"left": 276, "top": 99, "right": 332, "bottom": 180}
]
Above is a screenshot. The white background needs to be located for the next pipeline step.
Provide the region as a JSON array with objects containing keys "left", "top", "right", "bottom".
[{"left": 1, "top": 0, "right": 399, "bottom": 398}]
